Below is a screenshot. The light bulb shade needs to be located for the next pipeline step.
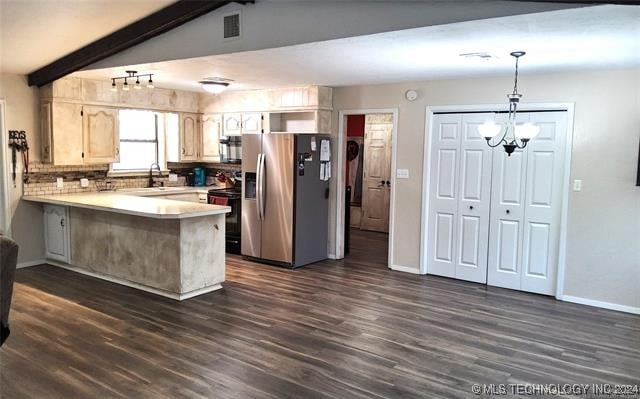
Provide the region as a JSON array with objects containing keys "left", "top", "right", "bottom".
[
  {"left": 200, "top": 81, "right": 229, "bottom": 94},
  {"left": 514, "top": 122, "right": 540, "bottom": 140},
  {"left": 477, "top": 120, "right": 502, "bottom": 139}
]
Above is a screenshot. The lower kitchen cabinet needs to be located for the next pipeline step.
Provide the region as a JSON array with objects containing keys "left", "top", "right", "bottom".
[{"left": 44, "top": 204, "right": 70, "bottom": 263}]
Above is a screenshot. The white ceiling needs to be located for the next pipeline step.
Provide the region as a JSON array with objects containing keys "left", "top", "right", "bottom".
[
  {"left": 72, "top": 5, "right": 640, "bottom": 92},
  {"left": 0, "top": 0, "right": 174, "bottom": 74}
]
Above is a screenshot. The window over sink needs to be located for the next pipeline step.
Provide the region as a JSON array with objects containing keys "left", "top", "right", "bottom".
[{"left": 111, "top": 109, "right": 167, "bottom": 173}]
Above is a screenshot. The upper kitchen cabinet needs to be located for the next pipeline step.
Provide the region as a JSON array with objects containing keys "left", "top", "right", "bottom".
[
  {"left": 268, "top": 86, "right": 332, "bottom": 111},
  {"left": 223, "top": 113, "right": 242, "bottom": 136},
  {"left": 241, "top": 113, "right": 263, "bottom": 134},
  {"left": 223, "top": 112, "right": 263, "bottom": 135},
  {"left": 180, "top": 113, "right": 200, "bottom": 161},
  {"left": 82, "top": 106, "right": 119, "bottom": 164},
  {"left": 201, "top": 113, "right": 222, "bottom": 162},
  {"left": 40, "top": 101, "right": 84, "bottom": 165}
]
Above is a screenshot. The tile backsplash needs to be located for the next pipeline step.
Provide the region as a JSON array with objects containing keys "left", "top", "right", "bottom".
[{"left": 23, "top": 162, "right": 241, "bottom": 196}]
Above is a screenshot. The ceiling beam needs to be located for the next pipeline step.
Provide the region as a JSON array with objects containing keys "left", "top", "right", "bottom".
[{"left": 27, "top": 0, "right": 254, "bottom": 87}]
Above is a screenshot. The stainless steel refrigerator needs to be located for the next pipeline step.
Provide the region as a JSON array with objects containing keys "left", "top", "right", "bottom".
[{"left": 242, "top": 133, "right": 330, "bottom": 267}]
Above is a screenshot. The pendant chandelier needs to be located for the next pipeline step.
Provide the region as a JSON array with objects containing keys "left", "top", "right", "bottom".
[{"left": 478, "top": 51, "right": 540, "bottom": 156}]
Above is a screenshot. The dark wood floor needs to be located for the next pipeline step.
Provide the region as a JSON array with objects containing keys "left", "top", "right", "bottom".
[{"left": 1, "top": 230, "right": 639, "bottom": 399}]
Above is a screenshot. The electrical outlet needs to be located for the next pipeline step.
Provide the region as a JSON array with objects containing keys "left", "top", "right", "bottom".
[
  {"left": 80, "top": 178, "right": 89, "bottom": 188},
  {"left": 56, "top": 177, "right": 63, "bottom": 189},
  {"left": 396, "top": 169, "right": 410, "bottom": 179},
  {"left": 168, "top": 173, "right": 178, "bottom": 182},
  {"left": 573, "top": 179, "right": 582, "bottom": 191}
]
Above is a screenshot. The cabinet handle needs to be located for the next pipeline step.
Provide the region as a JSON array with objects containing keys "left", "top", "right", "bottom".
[
  {"left": 469, "top": 206, "right": 474, "bottom": 210},
  {"left": 182, "top": 148, "right": 185, "bottom": 155},
  {"left": 506, "top": 209, "right": 511, "bottom": 214},
  {"left": 60, "top": 218, "right": 65, "bottom": 228},
  {"left": 115, "top": 147, "right": 119, "bottom": 156}
]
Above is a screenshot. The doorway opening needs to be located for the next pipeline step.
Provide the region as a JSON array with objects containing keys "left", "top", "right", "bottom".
[{"left": 338, "top": 111, "right": 396, "bottom": 267}]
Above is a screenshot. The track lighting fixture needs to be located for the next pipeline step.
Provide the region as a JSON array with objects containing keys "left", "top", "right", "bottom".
[{"left": 110, "top": 70, "right": 154, "bottom": 92}]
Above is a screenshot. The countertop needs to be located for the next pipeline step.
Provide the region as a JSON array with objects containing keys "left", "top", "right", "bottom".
[{"left": 23, "top": 192, "right": 231, "bottom": 219}]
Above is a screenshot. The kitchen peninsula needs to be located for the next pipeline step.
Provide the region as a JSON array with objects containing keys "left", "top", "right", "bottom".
[{"left": 24, "top": 192, "right": 230, "bottom": 300}]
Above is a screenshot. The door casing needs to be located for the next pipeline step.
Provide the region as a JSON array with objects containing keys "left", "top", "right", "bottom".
[
  {"left": 0, "top": 99, "right": 10, "bottom": 237},
  {"left": 421, "top": 103, "right": 575, "bottom": 300},
  {"left": 334, "top": 108, "right": 399, "bottom": 270}
]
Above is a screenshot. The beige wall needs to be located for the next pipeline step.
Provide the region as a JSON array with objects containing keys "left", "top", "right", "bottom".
[
  {"left": 0, "top": 73, "right": 45, "bottom": 264},
  {"left": 332, "top": 69, "right": 640, "bottom": 309}
]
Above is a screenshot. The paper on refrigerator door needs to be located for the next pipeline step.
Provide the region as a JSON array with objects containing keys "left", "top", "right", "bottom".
[
  {"left": 320, "top": 161, "right": 331, "bottom": 181},
  {"left": 320, "top": 139, "right": 331, "bottom": 161}
]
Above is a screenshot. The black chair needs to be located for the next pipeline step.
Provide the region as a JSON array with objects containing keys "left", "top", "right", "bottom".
[{"left": 1, "top": 236, "right": 19, "bottom": 347}]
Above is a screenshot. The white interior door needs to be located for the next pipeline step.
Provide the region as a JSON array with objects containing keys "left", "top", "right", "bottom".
[
  {"left": 455, "top": 114, "right": 493, "bottom": 283},
  {"left": 427, "top": 114, "right": 461, "bottom": 278},
  {"left": 361, "top": 114, "right": 392, "bottom": 233},
  {"left": 428, "top": 110, "right": 567, "bottom": 295},
  {"left": 520, "top": 111, "right": 567, "bottom": 294},
  {"left": 487, "top": 112, "right": 529, "bottom": 290},
  {"left": 487, "top": 111, "right": 567, "bottom": 295}
]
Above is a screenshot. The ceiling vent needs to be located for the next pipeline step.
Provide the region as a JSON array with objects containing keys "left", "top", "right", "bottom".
[{"left": 223, "top": 12, "right": 241, "bottom": 39}]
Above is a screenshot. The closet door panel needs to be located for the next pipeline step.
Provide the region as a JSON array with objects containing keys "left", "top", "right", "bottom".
[
  {"left": 487, "top": 113, "right": 528, "bottom": 290},
  {"left": 455, "top": 114, "right": 492, "bottom": 283},
  {"left": 427, "top": 114, "right": 461, "bottom": 278},
  {"left": 521, "top": 112, "right": 567, "bottom": 295}
]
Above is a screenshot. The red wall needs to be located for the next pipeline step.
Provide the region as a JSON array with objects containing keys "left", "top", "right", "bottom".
[{"left": 346, "top": 115, "right": 365, "bottom": 137}]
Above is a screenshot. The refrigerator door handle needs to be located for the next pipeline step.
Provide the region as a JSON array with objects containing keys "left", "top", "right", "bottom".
[
  {"left": 256, "top": 153, "right": 263, "bottom": 220},
  {"left": 260, "top": 152, "right": 266, "bottom": 219}
]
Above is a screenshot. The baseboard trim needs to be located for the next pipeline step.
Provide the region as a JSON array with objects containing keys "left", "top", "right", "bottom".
[
  {"left": 45, "top": 260, "right": 223, "bottom": 301},
  {"left": 327, "top": 253, "right": 337, "bottom": 260},
  {"left": 561, "top": 295, "right": 640, "bottom": 315},
  {"left": 17, "top": 259, "right": 46, "bottom": 269},
  {"left": 389, "top": 264, "right": 422, "bottom": 274}
]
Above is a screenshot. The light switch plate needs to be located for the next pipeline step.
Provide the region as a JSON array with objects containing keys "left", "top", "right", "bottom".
[
  {"left": 396, "top": 169, "right": 410, "bottom": 179},
  {"left": 56, "top": 177, "right": 63, "bottom": 189},
  {"left": 168, "top": 173, "right": 178, "bottom": 182},
  {"left": 573, "top": 179, "right": 582, "bottom": 191},
  {"left": 80, "top": 178, "right": 89, "bottom": 188}
]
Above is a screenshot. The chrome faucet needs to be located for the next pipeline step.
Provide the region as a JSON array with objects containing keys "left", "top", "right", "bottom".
[{"left": 148, "top": 162, "right": 163, "bottom": 187}]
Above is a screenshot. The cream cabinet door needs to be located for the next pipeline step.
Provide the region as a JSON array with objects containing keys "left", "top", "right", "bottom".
[
  {"left": 201, "top": 113, "right": 222, "bottom": 162},
  {"left": 180, "top": 113, "right": 200, "bottom": 161},
  {"left": 44, "top": 204, "right": 70, "bottom": 263},
  {"left": 241, "top": 112, "right": 263, "bottom": 134},
  {"left": 51, "top": 102, "right": 84, "bottom": 165},
  {"left": 82, "top": 106, "right": 119, "bottom": 164},
  {"left": 223, "top": 113, "right": 242, "bottom": 136}
]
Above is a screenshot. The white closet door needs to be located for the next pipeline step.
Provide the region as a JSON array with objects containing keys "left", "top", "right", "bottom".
[
  {"left": 521, "top": 112, "right": 567, "bottom": 295},
  {"left": 454, "top": 114, "right": 493, "bottom": 283},
  {"left": 487, "top": 112, "right": 529, "bottom": 290},
  {"left": 427, "top": 114, "right": 462, "bottom": 278},
  {"left": 487, "top": 111, "right": 567, "bottom": 295}
]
